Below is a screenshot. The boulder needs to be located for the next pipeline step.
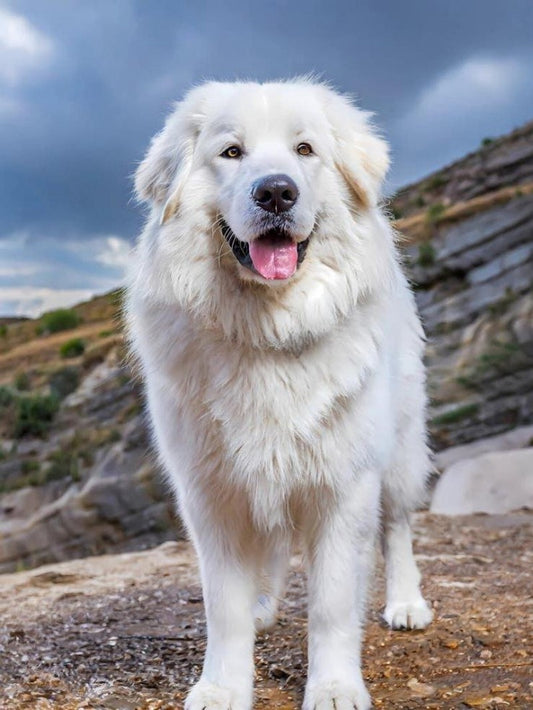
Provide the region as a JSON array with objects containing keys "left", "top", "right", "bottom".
[{"left": 430, "top": 448, "right": 533, "bottom": 514}]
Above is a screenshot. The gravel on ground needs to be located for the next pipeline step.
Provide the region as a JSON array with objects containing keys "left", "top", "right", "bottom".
[{"left": 1, "top": 511, "right": 532, "bottom": 709}]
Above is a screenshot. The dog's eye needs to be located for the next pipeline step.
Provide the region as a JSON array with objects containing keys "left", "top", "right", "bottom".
[
  {"left": 221, "top": 146, "right": 242, "bottom": 159},
  {"left": 297, "top": 142, "right": 313, "bottom": 156}
]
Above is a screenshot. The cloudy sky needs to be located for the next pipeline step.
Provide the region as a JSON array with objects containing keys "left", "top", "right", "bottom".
[{"left": 1, "top": 0, "right": 532, "bottom": 316}]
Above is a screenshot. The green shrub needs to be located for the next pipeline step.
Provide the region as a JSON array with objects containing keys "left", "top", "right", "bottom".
[
  {"left": 0, "top": 324, "right": 7, "bottom": 338},
  {"left": 60, "top": 338, "right": 85, "bottom": 359},
  {"left": 14, "top": 371, "right": 31, "bottom": 391},
  {"left": 425, "top": 203, "right": 446, "bottom": 224},
  {"left": 477, "top": 340, "right": 521, "bottom": 373},
  {"left": 14, "top": 394, "right": 59, "bottom": 437},
  {"left": 417, "top": 241, "right": 436, "bottom": 267},
  {"left": 455, "top": 375, "right": 478, "bottom": 391},
  {"left": 49, "top": 366, "right": 80, "bottom": 399},
  {"left": 0, "top": 386, "right": 15, "bottom": 408},
  {"left": 21, "top": 459, "right": 40, "bottom": 474},
  {"left": 37, "top": 309, "right": 80, "bottom": 335},
  {"left": 46, "top": 450, "right": 80, "bottom": 482},
  {"left": 481, "top": 137, "right": 493, "bottom": 147},
  {"left": 99, "top": 329, "right": 114, "bottom": 338},
  {"left": 426, "top": 174, "right": 448, "bottom": 191},
  {"left": 431, "top": 403, "right": 479, "bottom": 427}
]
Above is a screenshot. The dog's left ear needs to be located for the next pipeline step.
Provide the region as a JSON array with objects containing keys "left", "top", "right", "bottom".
[{"left": 323, "top": 90, "right": 389, "bottom": 209}]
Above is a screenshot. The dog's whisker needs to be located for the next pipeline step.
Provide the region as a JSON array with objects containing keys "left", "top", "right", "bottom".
[{"left": 215, "top": 241, "right": 233, "bottom": 266}]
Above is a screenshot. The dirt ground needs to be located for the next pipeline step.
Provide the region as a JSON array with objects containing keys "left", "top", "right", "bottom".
[{"left": 0, "top": 511, "right": 531, "bottom": 709}]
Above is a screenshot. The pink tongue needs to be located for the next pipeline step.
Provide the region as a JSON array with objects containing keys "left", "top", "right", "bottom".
[{"left": 249, "top": 237, "right": 298, "bottom": 280}]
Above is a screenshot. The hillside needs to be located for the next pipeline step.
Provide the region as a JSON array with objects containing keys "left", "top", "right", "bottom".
[
  {"left": 390, "top": 121, "right": 533, "bottom": 450},
  {"left": 0, "top": 121, "right": 532, "bottom": 573},
  {"left": 391, "top": 120, "right": 533, "bottom": 219},
  {"left": 0, "top": 292, "right": 180, "bottom": 573}
]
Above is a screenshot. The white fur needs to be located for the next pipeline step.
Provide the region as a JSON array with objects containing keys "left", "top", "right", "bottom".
[{"left": 127, "top": 79, "right": 432, "bottom": 710}]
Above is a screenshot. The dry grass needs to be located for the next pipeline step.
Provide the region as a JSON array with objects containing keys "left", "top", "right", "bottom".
[
  {"left": 394, "top": 182, "right": 533, "bottom": 244},
  {"left": 0, "top": 291, "right": 121, "bottom": 356},
  {"left": 0, "top": 321, "right": 119, "bottom": 386}
]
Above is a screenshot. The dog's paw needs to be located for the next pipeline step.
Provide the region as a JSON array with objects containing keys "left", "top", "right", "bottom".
[
  {"left": 383, "top": 597, "right": 433, "bottom": 630},
  {"left": 253, "top": 593, "right": 278, "bottom": 632},
  {"left": 303, "top": 680, "right": 371, "bottom": 710},
  {"left": 185, "top": 680, "right": 251, "bottom": 710}
]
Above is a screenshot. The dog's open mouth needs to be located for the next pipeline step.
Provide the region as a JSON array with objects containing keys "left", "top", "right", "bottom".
[{"left": 220, "top": 221, "right": 310, "bottom": 280}]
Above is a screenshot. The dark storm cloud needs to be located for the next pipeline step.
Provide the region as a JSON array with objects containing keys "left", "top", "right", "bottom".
[{"left": 1, "top": 0, "right": 532, "bottom": 314}]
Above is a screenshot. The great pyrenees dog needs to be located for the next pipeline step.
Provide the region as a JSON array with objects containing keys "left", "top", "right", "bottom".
[{"left": 127, "top": 79, "right": 433, "bottom": 710}]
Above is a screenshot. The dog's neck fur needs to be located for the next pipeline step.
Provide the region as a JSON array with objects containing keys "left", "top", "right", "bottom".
[{"left": 130, "top": 204, "right": 398, "bottom": 355}]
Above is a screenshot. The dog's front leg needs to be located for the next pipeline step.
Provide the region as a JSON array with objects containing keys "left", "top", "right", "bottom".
[
  {"left": 185, "top": 527, "right": 256, "bottom": 710},
  {"left": 303, "top": 470, "right": 379, "bottom": 710}
]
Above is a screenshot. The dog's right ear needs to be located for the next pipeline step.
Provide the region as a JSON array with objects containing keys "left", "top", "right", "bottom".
[{"left": 134, "top": 87, "right": 206, "bottom": 225}]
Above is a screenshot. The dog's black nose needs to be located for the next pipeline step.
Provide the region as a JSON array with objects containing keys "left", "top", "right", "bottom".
[{"left": 252, "top": 174, "right": 299, "bottom": 213}]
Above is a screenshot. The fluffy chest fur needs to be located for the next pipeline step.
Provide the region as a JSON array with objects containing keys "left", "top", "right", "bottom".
[{"left": 132, "top": 295, "right": 397, "bottom": 529}]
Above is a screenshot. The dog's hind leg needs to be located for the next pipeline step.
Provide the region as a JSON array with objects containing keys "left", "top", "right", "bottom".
[
  {"left": 254, "top": 536, "right": 291, "bottom": 632},
  {"left": 381, "top": 427, "right": 433, "bottom": 630},
  {"left": 381, "top": 512, "right": 433, "bottom": 629}
]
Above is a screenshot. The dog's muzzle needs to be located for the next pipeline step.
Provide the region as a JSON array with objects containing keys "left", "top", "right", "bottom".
[{"left": 220, "top": 220, "right": 310, "bottom": 280}]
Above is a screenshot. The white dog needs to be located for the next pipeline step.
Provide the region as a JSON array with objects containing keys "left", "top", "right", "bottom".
[{"left": 126, "top": 79, "right": 433, "bottom": 710}]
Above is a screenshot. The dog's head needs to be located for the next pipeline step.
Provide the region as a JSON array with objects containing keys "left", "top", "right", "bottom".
[{"left": 135, "top": 80, "right": 389, "bottom": 285}]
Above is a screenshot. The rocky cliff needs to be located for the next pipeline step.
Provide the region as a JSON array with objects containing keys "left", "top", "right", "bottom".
[
  {"left": 393, "top": 121, "right": 533, "bottom": 450},
  {"left": 0, "top": 121, "right": 532, "bottom": 573},
  {"left": 0, "top": 294, "right": 181, "bottom": 573}
]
